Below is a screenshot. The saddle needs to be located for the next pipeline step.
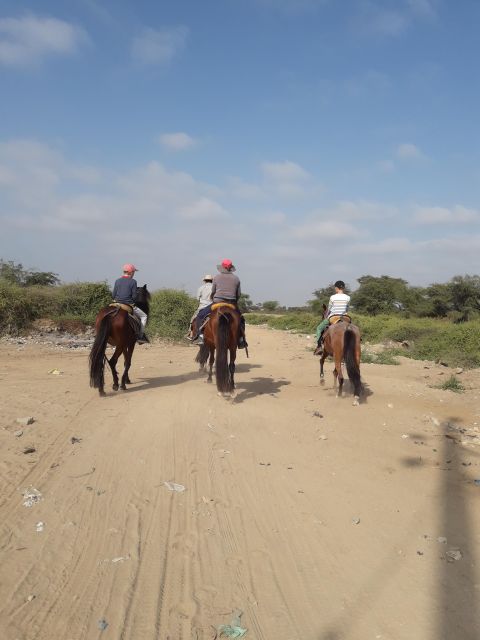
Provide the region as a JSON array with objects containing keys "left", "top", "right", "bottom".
[
  {"left": 109, "top": 302, "right": 134, "bottom": 314},
  {"left": 211, "top": 302, "right": 236, "bottom": 312},
  {"left": 328, "top": 314, "right": 351, "bottom": 325}
]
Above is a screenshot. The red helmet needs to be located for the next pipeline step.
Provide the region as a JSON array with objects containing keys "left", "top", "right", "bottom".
[
  {"left": 123, "top": 263, "right": 137, "bottom": 273},
  {"left": 221, "top": 259, "right": 233, "bottom": 269}
]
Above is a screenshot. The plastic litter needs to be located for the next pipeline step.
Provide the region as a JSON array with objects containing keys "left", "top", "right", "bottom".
[
  {"left": 474, "top": 479, "right": 480, "bottom": 486},
  {"left": 14, "top": 430, "right": 23, "bottom": 437},
  {"left": 218, "top": 609, "right": 247, "bottom": 638},
  {"left": 48, "top": 369, "right": 62, "bottom": 375},
  {"left": 97, "top": 618, "right": 108, "bottom": 631},
  {"left": 16, "top": 416, "right": 35, "bottom": 426},
  {"left": 164, "top": 481, "right": 185, "bottom": 492},
  {"left": 352, "top": 517, "right": 361, "bottom": 525},
  {"left": 36, "top": 521, "right": 45, "bottom": 532},
  {"left": 22, "top": 487, "right": 43, "bottom": 508}
]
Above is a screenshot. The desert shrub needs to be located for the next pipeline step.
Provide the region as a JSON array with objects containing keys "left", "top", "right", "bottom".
[
  {"left": 54, "top": 282, "right": 112, "bottom": 323},
  {"left": 0, "top": 281, "right": 36, "bottom": 333},
  {"left": 148, "top": 289, "right": 197, "bottom": 340},
  {"left": 436, "top": 375, "right": 465, "bottom": 393}
]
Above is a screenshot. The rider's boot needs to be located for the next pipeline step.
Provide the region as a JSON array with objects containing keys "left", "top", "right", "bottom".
[{"left": 137, "top": 332, "right": 150, "bottom": 345}]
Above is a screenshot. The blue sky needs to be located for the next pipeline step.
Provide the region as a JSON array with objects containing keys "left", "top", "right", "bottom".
[{"left": 1, "top": 0, "right": 479, "bottom": 305}]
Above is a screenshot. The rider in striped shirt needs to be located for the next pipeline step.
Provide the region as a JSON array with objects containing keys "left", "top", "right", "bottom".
[{"left": 314, "top": 280, "right": 350, "bottom": 353}]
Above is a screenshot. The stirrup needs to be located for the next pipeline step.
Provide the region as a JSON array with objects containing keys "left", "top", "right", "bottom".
[{"left": 197, "top": 334, "right": 204, "bottom": 345}]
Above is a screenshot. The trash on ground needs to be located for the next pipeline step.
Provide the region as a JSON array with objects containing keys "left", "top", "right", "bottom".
[
  {"left": 14, "top": 430, "right": 23, "bottom": 437},
  {"left": 387, "top": 403, "right": 394, "bottom": 408},
  {"left": 27, "top": 595, "right": 36, "bottom": 602},
  {"left": 71, "top": 436, "right": 82, "bottom": 444},
  {"left": 111, "top": 555, "right": 130, "bottom": 563},
  {"left": 22, "top": 487, "right": 43, "bottom": 507},
  {"left": 164, "top": 481, "right": 186, "bottom": 492},
  {"left": 474, "top": 479, "right": 480, "bottom": 486},
  {"left": 218, "top": 609, "right": 247, "bottom": 638},
  {"left": 401, "top": 434, "right": 409, "bottom": 439},
  {"left": 318, "top": 434, "right": 328, "bottom": 440},
  {"left": 97, "top": 618, "right": 108, "bottom": 631},
  {"left": 36, "top": 521, "right": 45, "bottom": 532},
  {"left": 23, "top": 446, "right": 36, "bottom": 455},
  {"left": 16, "top": 417, "right": 35, "bottom": 426},
  {"left": 446, "top": 548, "right": 462, "bottom": 562},
  {"left": 48, "top": 369, "right": 62, "bottom": 375},
  {"left": 352, "top": 517, "right": 361, "bottom": 525},
  {"left": 312, "top": 411, "right": 323, "bottom": 418}
]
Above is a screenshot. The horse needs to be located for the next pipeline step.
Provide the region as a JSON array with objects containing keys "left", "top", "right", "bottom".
[
  {"left": 195, "top": 304, "right": 244, "bottom": 395},
  {"left": 89, "top": 285, "right": 150, "bottom": 397},
  {"left": 319, "top": 318, "right": 362, "bottom": 405}
]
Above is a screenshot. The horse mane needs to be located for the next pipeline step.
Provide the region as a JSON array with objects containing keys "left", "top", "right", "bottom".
[{"left": 135, "top": 284, "right": 151, "bottom": 315}]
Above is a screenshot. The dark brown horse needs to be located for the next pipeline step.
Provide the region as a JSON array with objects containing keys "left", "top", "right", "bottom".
[
  {"left": 195, "top": 304, "right": 244, "bottom": 394},
  {"left": 89, "top": 285, "right": 150, "bottom": 396},
  {"left": 319, "top": 319, "right": 362, "bottom": 405}
]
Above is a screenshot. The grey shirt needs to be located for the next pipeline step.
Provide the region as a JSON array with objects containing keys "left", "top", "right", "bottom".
[
  {"left": 211, "top": 272, "right": 241, "bottom": 302},
  {"left": 197, "top": 282, "right": 213, "bottom": 309},
  {"left": 112, "top": 277, "right": 137, "bottom": 305}
]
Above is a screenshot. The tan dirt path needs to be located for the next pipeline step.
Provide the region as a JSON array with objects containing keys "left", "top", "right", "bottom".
[{"left": 0, "top": 324, "right": 479, "bottom": 640}]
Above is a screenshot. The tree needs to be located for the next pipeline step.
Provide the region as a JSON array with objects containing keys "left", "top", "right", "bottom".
[
  {"left": 0, "top": 259, "right": 59, "bottom": 287},
  {"left": 448, "top": 275, "right": 480, "bottom": 321},
  {"left": 262, "top": 300, "right": 280, "bottom": 312},
  {"left": 238, "top": 293, "right": 254, "bottom": 313},
  {"left": 350, "top": 275, "right": 411, "bottom": 315}
]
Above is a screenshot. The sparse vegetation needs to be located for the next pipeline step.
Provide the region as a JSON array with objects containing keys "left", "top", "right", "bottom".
[{"left": 436, "top": 375, "right": 465, "bottom": 393}]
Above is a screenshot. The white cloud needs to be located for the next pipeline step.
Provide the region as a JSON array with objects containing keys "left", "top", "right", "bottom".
[
  {"left": 407, "top": 0, "right": 438, "bottom": 19},
  {"left": 131, "top": 26, "right": 188, "bottom": 65},
  {"left": 293, "top": 219, "right": 358, "bottom": 240},
  {"left": 159, "top": 132, "right": 197, "bottom": 151},
  {"left": 261, "top": 160, "right": 310, "bottom": 182},
  {"left": 396, "top": 142, "right": 424, "bottom": 159},
  {"left": 179, "top": 197, "right": 228, "bottom": 221},
  {"left": 0, "top": 14, "right": 89, "bottom": 66},
  {"left": 413, "top": 205, "right": 479, "bottom": 225}
]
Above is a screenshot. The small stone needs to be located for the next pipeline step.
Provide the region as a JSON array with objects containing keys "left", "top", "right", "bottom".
[
  {"left": 312, "top": 411, "right": 323, "bottom": 418},
  {"left": 455, "top": 367, "right": 463, "bottom": 374},
  {"left": 387, "top": 403, "right": 394, "bottom": 409},
  {"left": 437, "top": 537, "right": 447, "bottom": 544},
  {"left": 352, "top": 517, "right": 361, "bottom": 525},
  {"left": 97, "top": 618, "right": 108, "bottom": 631},
  {"left": 446, "top": 548, "right": 462, "bottom": 562},
  {"left": 16, "top": 417, "right": 34, "bottom": 426},
  {"left": 27, "top": 595, "right": 36, "bottom": 602},
  {"left": 14, "top": 430, "right": 23, "bottom": 437},
  {"left": 416, "top": 550, "right": 424, "bottom": 556},
  {"left": 23, "top": 447, "right": 36, "bottom": 455}
]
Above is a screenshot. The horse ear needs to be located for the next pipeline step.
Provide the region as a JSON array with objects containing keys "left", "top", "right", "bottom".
[{"left": 322, "top": 303, "right": 327, "bottom": 311}]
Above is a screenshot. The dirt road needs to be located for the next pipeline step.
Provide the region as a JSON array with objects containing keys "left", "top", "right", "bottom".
[{"left": 1, "top": 325, "right": 479, "bottom": 640}]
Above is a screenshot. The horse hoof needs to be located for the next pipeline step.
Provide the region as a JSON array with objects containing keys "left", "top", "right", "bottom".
[
  {"left": 113, "top": 385, "right": 119, "bottom": 391},
  {"left": 99, "top": 391, "right": 106, "bottom": 397},
  {"left": 120, "top": 385, "right": 127, "bottom": 391},
  {"left": 352, "top": 396, "right": 360, "bottom": 406}
]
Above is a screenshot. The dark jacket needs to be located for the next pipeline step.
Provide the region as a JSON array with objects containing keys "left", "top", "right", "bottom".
[{"left": 112, "top": 276, "right": 137, "bottom": 305}]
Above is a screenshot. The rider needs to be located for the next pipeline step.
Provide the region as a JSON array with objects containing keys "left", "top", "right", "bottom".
[
  {"left": 112, "top": 263, "right": 149, "bottom": 344},
  {"left": 314, "top": 280, "right": 350, "bottom": 355},
  {"left": 187, "top": 274, "right": 213, "bottom": 343},
  {"left": 210, "top": 258, "right": 247, "bottom": 349}
]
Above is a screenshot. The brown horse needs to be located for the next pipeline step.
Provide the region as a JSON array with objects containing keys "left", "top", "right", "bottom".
[
  {"left": 195, "top": 304, "right": 244, "bottom": 394},
  {"left": 319, "top": 319, "right": 362, "bottom": 405},
  {"left": 89, "top": 285, "right": 150, "bottom": 397}
]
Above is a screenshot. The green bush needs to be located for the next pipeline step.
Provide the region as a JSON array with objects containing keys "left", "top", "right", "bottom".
[
  {"left": 0, "top": 280, "right": 36, "bottom": 333},
  {"left": 148, "top": 289, "right": 197, "bottom": 340},
  {"left": 54, "top": 282, "right": 112, "bottom": 323},
  {"left": 436, "top": 375, "right": 465, "bottom": 393}
]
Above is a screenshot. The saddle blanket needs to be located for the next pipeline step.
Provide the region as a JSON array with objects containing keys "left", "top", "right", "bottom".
[
  {"left": 211, "top": 302, "right": 236, "bottom": 311},
  {"left": 329, "top": 314, "right": 351, "bottom": 325},
  {"left": 109, "top": 302, "right": 134, "bottom": 314}
]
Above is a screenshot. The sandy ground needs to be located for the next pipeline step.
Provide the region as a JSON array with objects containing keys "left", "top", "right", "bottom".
[{"left": 0, "top": 324, "right": 479, "bottom": 640}]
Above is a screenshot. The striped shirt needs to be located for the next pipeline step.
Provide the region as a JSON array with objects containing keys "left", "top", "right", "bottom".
[{"left": 327, "top": 292, "right": 350, "bottom": 317}]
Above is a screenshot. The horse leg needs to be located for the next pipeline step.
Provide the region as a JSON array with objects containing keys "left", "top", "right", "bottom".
[
  {"left": 121, "top": 344, "right": 134, "bottom": 390},
  {"left": 108, "top": 346, "right": 122, "bottom": 391},
  {"left": 335, "top": 355, "right": 344, "bottom": 398},
  {"left": 320, "top": 353, "right": 327, "bottom": 384},
  {"left": 207, "top": 347, "right": 215, "bottom": 383},
  {"left": 229, "top": 347, "right": 236, "bottom": 392}
]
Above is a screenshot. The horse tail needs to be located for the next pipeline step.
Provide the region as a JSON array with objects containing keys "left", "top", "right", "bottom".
[
  {"left": 344, "top": 327, "right": 362, "bottom": 397},
  {"left": 89, "top": 313, "right": 111, "bottom": 389},
  {"left": 215, "top": 312, "right": 230, "bottom": 392},
  {"left": 195, "top": 344, "right": 210, "bottom": 366}
]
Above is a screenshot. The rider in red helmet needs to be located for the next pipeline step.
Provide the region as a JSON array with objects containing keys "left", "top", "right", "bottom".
[
  {"left": 112, "top": 263, "right": 149, "bottom": 344},
  {"left": 210, "top": 259, "right": 247, "bottom": 348}
]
